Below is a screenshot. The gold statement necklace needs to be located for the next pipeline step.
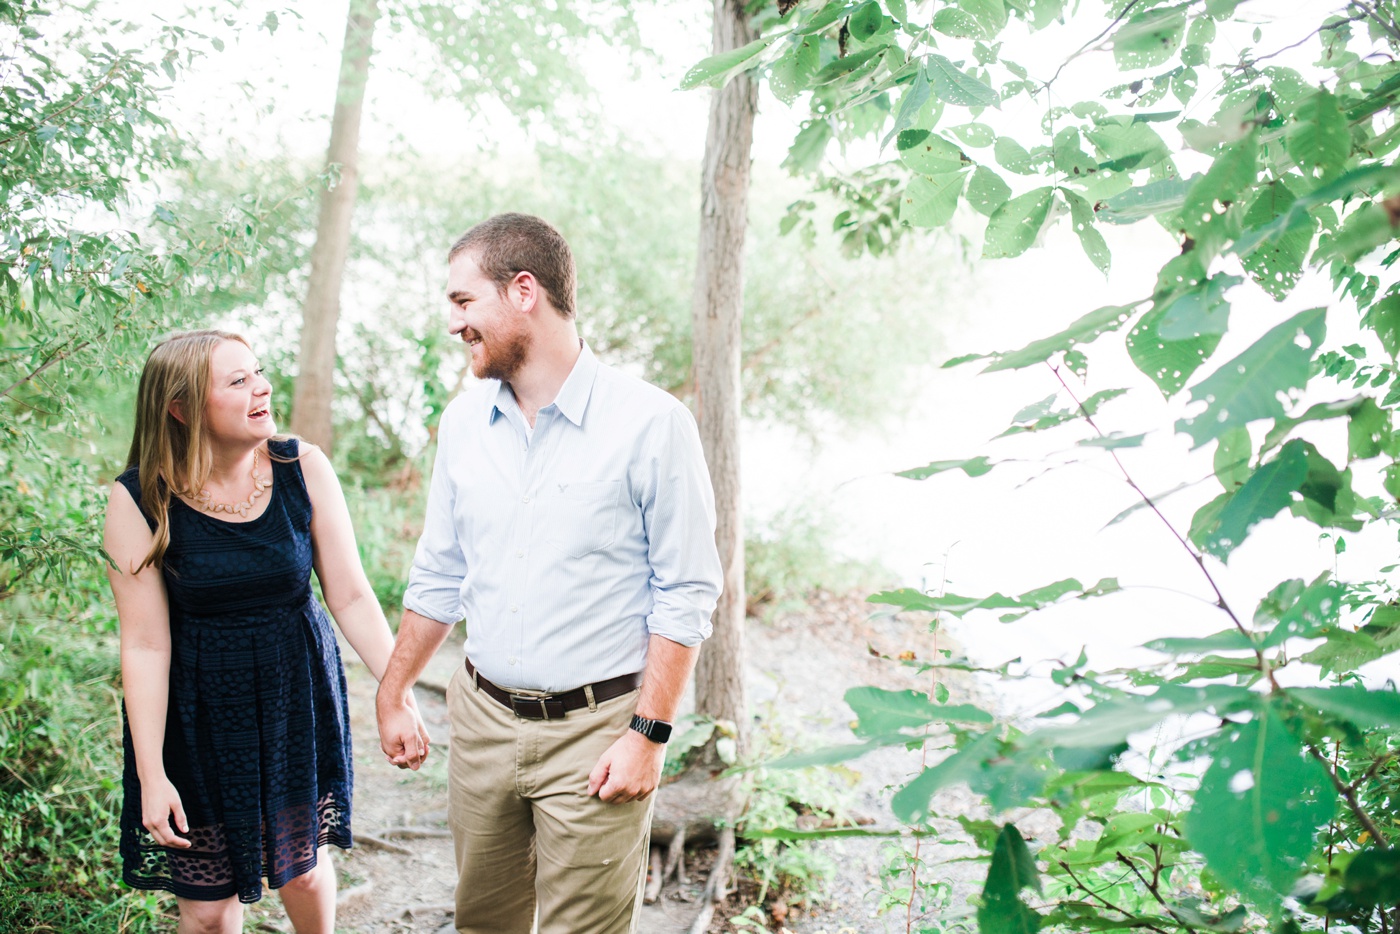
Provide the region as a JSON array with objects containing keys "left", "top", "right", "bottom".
[{"left": 195, "top": 449, "right": 271, "bottom": 518}]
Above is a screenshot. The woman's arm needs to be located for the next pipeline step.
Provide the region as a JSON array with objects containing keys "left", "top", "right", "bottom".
[
  {"left": 105, "top": 482, "right": 190, "bottom": 848},
  {"left": 300, "top": 443, "right": 399, "bottom": 682}
]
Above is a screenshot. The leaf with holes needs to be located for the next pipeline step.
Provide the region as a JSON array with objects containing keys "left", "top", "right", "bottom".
[
  {"left": 1177, "top": 307, "right": 1326, "bottom": 449},
  {"left": 1112, "top": 7, "right": 1187, "bottom": 69},
  {"left": 680, "top": 37, "right": 773, "bottom": 90},
  {"left": 980, "top": 303, "right": 1138, "bottom": 372},
  {"left": 1125, "top": 302, "right": 1224, "bottom": 397},
  {"left": 1158, "top": 273, "right": 1239, "bottom": 340},
  {"left": 901, "top": 172, "right": 968, "bottom": 228},
  {"left": 897, "top": 129, "right": 971, "bottom": 175},
  {"left": 1063, "top": 191, "right": 1110, "bottom": 275},
  {"left": 926, "top": 54, "right": 1001, "bottom": 108},
  {"left": 984, "top": 187, "right": 1054, "bottom": 259},
  {"left": 1240, "top": 179, "right": 1313, "bottom": 300},
  {"left": 1286, "top": 89, "right": 1351, "bottom": 177},
  {"left": 1183, "top": 705, "right": 1336, "bottom": 913},
  {"left": 1201, "top": 439, "right": 1309, "bottom": 560}
]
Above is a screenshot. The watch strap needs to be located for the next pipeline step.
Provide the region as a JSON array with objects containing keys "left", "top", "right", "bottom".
[{"left": 630, "top": 714, "right": 673, "bottom": 744}]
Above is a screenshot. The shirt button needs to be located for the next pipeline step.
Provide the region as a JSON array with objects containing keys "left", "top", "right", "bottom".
[
  {"left": 516, "top": 550, "right": 525, "bottom": 558},
  {"left": 510, "top": 605, "right": 518, "bottom": 613},
  {"left": 521, "top": 495, "right": 530, "bottom": 504},
  {"left": 508, "top": 656, "right": 518, "bottom": 665}
]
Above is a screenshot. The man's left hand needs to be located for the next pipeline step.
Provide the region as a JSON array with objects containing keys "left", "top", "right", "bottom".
[{"left": 588, "top": 729, "right": 665, "bottom": 803}]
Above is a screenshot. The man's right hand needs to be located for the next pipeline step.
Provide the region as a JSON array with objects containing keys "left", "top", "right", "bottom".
[{"left": 377, "top": 688, "right": 428, "bottom": 770}]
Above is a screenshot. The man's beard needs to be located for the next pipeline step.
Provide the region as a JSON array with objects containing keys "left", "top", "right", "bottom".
[{"left": 470, "top": 325, "right": 532, "bottom": 383}]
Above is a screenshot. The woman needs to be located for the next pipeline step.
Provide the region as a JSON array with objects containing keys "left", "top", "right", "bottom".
[{"left": 104, "top": 329, "right": 428, "bottom": 933}]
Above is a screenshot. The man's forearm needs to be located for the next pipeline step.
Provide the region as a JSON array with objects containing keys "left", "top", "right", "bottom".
[
  {"left": 634, "top": 634, "right": 700, "bottom": 723},
  {"left": 378, "top": 609, "right": 454, "bottom": 705}
]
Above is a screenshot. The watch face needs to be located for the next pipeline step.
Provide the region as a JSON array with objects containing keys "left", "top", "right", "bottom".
[{"left": 632, "top": 715, "right": 672, "bottom": 743}]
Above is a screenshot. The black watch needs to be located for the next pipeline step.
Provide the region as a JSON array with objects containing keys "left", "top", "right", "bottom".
[{"left": 630, "top": 714, "right": 673, "bottom": 744}]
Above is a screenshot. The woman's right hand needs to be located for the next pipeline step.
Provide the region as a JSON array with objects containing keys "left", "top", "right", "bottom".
[{"left": 141, "top": 774, "right": 192, "bottom": 848}]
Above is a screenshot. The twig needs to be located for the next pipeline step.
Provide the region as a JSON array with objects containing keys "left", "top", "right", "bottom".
[
  {"left": 1042, "top": 0, "right": 1150, "bottom": 91},
  {"left": 1057, "top": 860, "right": 1174, "bottom": 934},
  {"left": 0, "top": 58, "right": 126, "bottom": 147},
  {"left": 1, "top": 339, "right": 90, "bottom": 399},
  {"left": 1046, "top": 362, "right": 1274, "bottom": 688},
  {"left": 1114, "top": 852, "right": 1200, "bottom": 931},
  {"left": 1308, "top": 744, "right": 1389, "bottom": 848},
  {"left": 355, "top": 832, "right": 413, "bottom": 855},
  {"left": 1233, "top": 10, "right": 1369, "bottom": 72},
  {"left": 1354, "top": 0, "right": 1400, "bottom": 45}
]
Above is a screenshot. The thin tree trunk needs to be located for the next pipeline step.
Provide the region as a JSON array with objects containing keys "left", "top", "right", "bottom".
[
  {"left": 290, "top": 0, "right": 380, "bottom": 453},
  {"left": 690, "top": 0, "right": 757, "bottom": 765}
]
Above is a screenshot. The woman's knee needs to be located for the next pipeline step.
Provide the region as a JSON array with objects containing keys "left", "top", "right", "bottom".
[
  {"left": 279, "top": 852, "right": 335, "bottom": 895},
  {"left": 177, "top": 896, "right": 242, "bottom": 933}
]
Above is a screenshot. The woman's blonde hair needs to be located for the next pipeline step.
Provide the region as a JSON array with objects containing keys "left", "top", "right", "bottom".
[{"left": 124, "top": 329, "right": 286, "bottom": 571}]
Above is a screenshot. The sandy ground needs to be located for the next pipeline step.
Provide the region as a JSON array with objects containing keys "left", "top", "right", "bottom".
[{"left": 239, "top": 593, "right": 985, "bottom": 934}]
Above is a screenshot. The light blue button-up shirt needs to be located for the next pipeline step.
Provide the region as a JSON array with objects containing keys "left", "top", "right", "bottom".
[{"left": 403, "top": 343, "right": 723, "bottom": 692}]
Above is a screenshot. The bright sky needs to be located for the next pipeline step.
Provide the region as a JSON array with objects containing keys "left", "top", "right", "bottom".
[{"left": 117, "top": 0, "right": 1399, "bottom": 705}]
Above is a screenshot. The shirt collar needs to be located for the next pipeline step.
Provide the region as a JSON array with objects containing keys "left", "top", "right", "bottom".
[{"left": 488, "top": 341, "right": 598, "bottom": 428}]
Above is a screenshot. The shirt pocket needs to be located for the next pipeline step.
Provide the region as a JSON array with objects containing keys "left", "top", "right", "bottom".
[{"left": 543, "top": 480, "right": 621, "bottom": 558}]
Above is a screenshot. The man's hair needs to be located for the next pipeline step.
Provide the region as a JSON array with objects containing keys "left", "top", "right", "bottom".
[{"left": 448, "top": 213, "right": 577, "bottom": 319}]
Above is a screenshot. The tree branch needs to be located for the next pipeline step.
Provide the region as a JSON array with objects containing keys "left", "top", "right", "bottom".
[
  {"left": 0, "top": 339, "right": 90, "bottom": 400},
  {"left": 1308, "top": 744, "right": 1390, "bottom": 848},
  {"left": 0, "top": 58, "right": 128, "bottom": 148},
  {"left": 1057, "top": 860, "right": 1174, "bottom": 934},
  {"left": 1114, "top": 852, "right": 1200, "bottom": 932},
  {"left": 1354, "top": 0, "right": 1400, "bottom": 45},
  {"left": 1045, "top": 363, "right": 1273, "bottom": 686}
]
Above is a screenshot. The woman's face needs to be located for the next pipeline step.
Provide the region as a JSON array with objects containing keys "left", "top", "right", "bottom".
[{"left": 201, "top": 340, "right": 275, "bottom": 446}]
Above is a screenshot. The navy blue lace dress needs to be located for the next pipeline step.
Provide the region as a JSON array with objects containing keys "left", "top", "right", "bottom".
[{"left": 116, "top": 438, "right": 354, "bottom": 903}]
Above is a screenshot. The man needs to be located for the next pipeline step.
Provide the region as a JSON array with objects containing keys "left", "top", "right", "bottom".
[{"left": 376, "top": 213, "right": 723, "bottom": 934}]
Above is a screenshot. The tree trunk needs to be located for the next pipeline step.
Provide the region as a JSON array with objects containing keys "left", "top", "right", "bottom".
[
  {"left": 690, "top": 0, "right": 757, "bottom": 765},
  {"left": 290, "top": 0, "right": 380, "bottom": 454}
]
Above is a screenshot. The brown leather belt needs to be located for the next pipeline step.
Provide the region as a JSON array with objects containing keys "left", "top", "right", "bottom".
[{"left": 465, "top": 658, "right": 641, "bottom": 720}]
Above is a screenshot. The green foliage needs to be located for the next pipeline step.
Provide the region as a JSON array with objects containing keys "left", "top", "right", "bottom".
[{"left": 686, "top": 0, "right": 1400, "bottom": 929}]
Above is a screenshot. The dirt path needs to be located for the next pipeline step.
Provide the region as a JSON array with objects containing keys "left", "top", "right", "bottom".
[{"left": 265, "top": 595, "right": 980, "bottom": 934}]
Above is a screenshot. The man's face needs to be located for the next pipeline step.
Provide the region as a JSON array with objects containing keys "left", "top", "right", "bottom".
[{"left": 446, "top": 251, "right": 532, "bottom": 383}]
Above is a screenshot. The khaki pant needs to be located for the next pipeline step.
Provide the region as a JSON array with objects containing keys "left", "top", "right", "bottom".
[{"left": 447, "top": 663, "right": 653, "bottom": 934}]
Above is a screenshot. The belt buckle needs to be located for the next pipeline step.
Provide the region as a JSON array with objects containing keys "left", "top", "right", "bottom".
[{"left": 509, "top": 693, "right": 565, "bottom": 720}]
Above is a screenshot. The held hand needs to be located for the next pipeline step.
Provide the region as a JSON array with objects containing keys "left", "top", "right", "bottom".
[
  {"left": 407, "top": 691, "right": 433, "bottom": 763},
  {"left": 588, "top": 729, "right": 666, "bottom": 804},
  {"left": 377, "top": 688, "right": 427, "bottom": 771},
  {"left": 141, "top": 774, "right": 191, "bottom": 849}
]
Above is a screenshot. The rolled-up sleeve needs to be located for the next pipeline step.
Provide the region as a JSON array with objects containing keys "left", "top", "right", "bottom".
[
  {"left": 641, "top": 406, "right": 722, "bottom": 646},
  {"left": 403, "top": 407, "right": 467, "bottom": 625}
]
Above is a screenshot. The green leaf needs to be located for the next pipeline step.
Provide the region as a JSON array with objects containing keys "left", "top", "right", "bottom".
[
  {"left": 1063, "top": 191, "right": 1110, "bottom": 275},
  {"left": 983, "top": 187, "right": 1054, "bottom": 259},
  {"left": 897, "top": 129, "right": 971, "bottom": 174},
  {"left": 949, "top": 122, "right": 995, "bottom": 148},
  {"left": 932, "top": 7, "right": 987, "bottom": 39},
  {"left": 1214, "top": 426, "right": 1252, "bottom": 491},
  {"left": 1183, "top": 707, "right": 1337, "bottom": 913},
  {"left": 1125, "top": 302, "right": 1223, "bottom": 397},
  {"left": 769, "top": 37, "right": 821, "bottom": 106},
  {"left": 1286, "top": 90, "right": 1351, "bottom": 176},
  {"left": 1240, "top": 179, "right": 1311, "bottom": 300},
  {"left": 1085, "top": 119, "right": 1171, "bottom": 172},
  {"left": 1146, "top": 629, "right": 1256, "bottom": 655},
  {"left": 962, "top": 165, "right": 1012, "bottom": 216},
  {"left": 1182, "top": 135, "right": 1258, "bottom": 240},
  {"left": 1037, "top": 685, "right": 1250, "bottom": 748},
  {"left": 1158, "top": 273, "right": 1239, "bottom": 340},
  {"left": 869, "top": 578, "right": 1118, "bottom": 619},
  {"left": 981, "top": 303, "right": 1136, "bottom": 371},
  {"left": 848, "top": 0, "right": 886, "bottom": 41},
  {"left": 1051, "top": 127, "right": 1099, "bottom": 180},
  {"left": 1288, "top": 686, "right": 1400, "bottom": 729},
  {"left": 994, "top": 136, "right": 1038, "bottom": 175},
  {"left": 1258, "top": 573, "right": 1341, "bottom": 646},
  {"left": 900, "top": 172, "right": 968, "bottom": 228},
  {"left": 1363, "top": 290, "right": 1400, "bottom": 359},
  {"left": 680, "top": 37, "right": 773, "bottom": 90},
  {"left": 892, "top": 730, "right": 1001, "bottom": 822},
  {"left": 1112, "top": 7, "right": 1187, "bottom": 69},
  {"left": 1077, "top": 431, "right": 1146, "bottom": 449},
  {"left": 1340, "top": 848, "right": 1400, "bottom": 907},
  {"left": 1202, "top": 439, "right": 1310, "bottom": 560},
  {"left": 1233, "top": 163, "right": 1400, "bottom": 258},
  {"left": 1177, "top": 308, "right": 1327, "bottom": 449},
  {"left": 883, "top": 66, "right": 932, "bottom": 144},
  {"left": 783, "top": 119, "right": 833, "bottom": 174},
  {"left": 1262, "top": 396, "right": 1369, "bottom": 455},
  {"left": 845, "top": 686, "right": 992, "bottom": 736},
  {"left": 959, "top": 0, "right": 1008, "bottom": 33},
  {"left": 926, "top": 54, "right": 1001, "bottom": 108},
  {"left": 979, "top": 824, "right": 1042, "bottom": 934},
  {"left": 895, "top": 455, "right": 998, "bottom": 479},
  {"left": 1097, "top": 175, "right": 1195, "bottom": 224},
  {"left": 813, "top": 43, "right": 890, "bottom": 84}
]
